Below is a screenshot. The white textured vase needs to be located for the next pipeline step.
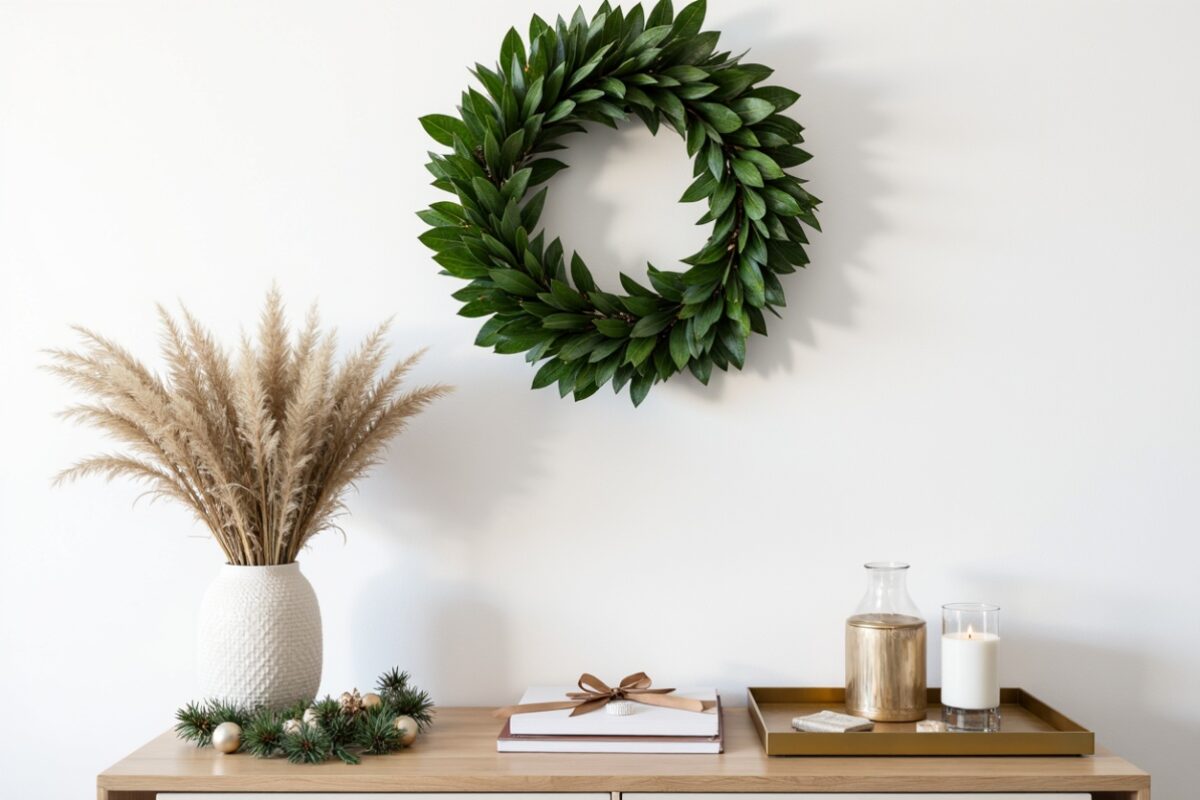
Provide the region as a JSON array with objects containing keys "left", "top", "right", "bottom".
[{"left": 197, "top": 562, "right": 322, "bottom": 709}]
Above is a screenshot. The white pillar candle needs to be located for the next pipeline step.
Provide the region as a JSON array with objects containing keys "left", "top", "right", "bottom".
[{"left": 941, "top": 628, "right": 1000, "bottom": 710}]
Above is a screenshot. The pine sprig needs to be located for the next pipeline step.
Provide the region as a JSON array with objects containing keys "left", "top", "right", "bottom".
[
  {"left": 174, "top": 699, "right": 250, "bottom": 746},
  {"left": 174, "top": 701, "right": 217, "bottom": 747},
  {"left": 209, "top": 699, "right": 251, "bottom": 728},
  {"left": 376, "top": 667, "right": 435, "bottom": 731},
  {"left": 333, "top": 744, "right": 362, "bottom": 766},
  {"left": 320, "top": 709, "right": 359, "bottom": 750},
  {"left": 384, "top": 686, "right": 436, "bottom": 731},
  {"left": 281, "top": 723, "right": 333, "bottom": 764},
  {"left": 311, "top": 696, "right": 344, "bottom": 732},
  {"left": 419, "top": 0, "right": 820, "bottom": 405},
  {"left": 355, "top": 707, "right": 406, "bottom": 755},
  {"left": 243, "top": 709, "right": 285, "bottom": 758},
  {"left": 376, "top": 667, "right": 411, "bottom": 695}
]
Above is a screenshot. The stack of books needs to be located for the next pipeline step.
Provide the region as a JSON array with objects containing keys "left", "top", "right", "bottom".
[{"left": 497, "top": 687, "right": 723, "bottom": 754}]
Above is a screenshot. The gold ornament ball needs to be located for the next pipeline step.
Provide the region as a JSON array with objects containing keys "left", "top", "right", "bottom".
[
  {"left": 212, "top": 721, "right": 242, "bottom": 754},
  {"left": 393, "top": 715, "right": 418, "bottom": 745},
  {"left": 283, "top": 718, "right": 303, "bottom": 735},
  {"left": 302, "top": 707, "right": 319, "bottom": 725},
  {"left": 362, "top": 692, "right": 383, "bottom": 710}
]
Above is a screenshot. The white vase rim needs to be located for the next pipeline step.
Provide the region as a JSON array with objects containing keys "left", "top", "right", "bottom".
[{"left": 219, "top": 562, "right": 302, "bottom": 572}]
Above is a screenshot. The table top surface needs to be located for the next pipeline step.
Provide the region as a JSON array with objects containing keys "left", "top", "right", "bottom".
[{"left": 98, "top": 706, "right": 1149, "bottom": 793}]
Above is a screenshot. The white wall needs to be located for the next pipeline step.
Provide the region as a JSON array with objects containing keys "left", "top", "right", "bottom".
[{"left": 2, "top": 0, "right": 1197, "bottom": 796}]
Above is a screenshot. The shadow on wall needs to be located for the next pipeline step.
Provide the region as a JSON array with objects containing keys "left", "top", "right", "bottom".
[
  {"left": 675, "top": 9, "right": 890, "bottom": 399},
  {"left": 368, "top": 338, "right": 562, "bottom": 534},
  {"left": 961, "top": 560, "right": 1191, "bottom": 796},
  {"left": 346, "top": 347, "right": 561, "bottom": 699},
  {"left": 1008, "top": 632, "right": 1190, "bottom": 798},
  {"left": 351, "top": 558, "right": 513, "bottom": 706}
]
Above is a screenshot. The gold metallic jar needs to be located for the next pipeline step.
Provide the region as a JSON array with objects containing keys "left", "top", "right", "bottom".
[{"left": 844, "top": 562, "right": 927, "bottom": 722}]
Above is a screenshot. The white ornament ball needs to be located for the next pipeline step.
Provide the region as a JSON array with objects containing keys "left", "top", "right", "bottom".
[
  {"left": 212, "top": 721, "right": 242, "bottom": 754},
  {"left": 393, "top": 714, "right": 418, "bottom": 745},
  {"left": 283, "top": 718, "right": 303, "bottom": 735},
  {"left": 362, "top": 692, "right": 383, "bottom": 710},
  {"left": 302, "top": 707, "right": 319, "bottom": 725}
]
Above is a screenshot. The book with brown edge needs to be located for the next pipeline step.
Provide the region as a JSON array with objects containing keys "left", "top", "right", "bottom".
[{"left": 497, "top": 696, "right": 724, "bottom": 754}]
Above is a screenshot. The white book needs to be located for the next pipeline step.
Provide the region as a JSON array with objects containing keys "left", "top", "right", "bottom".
[
  {"left": 496, "top": 735, "right": 722, "bottom": 754},
  {"left": 508, "top": 687, "right": 720, "bottom": 737}
]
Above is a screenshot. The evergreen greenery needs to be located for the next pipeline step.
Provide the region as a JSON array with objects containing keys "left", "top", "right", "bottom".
[
  {"left": 173, "top": 666, "right": 434, "bottom": 765},
  {"left": 174, "top": 699, "right": 250, "bottom": 747},
  {"left": 355, "top": 706, "right": 407, "bottom": 755},
  {"left": 242, "top": 709, "right": 285, "bottom": 758},
  {"left": 281, "top": 722, "right": 334, "bottom": 765},
  {"left": 420, "top": 0, "right": 820, "bottom": 405},
  {"left": 311, "top": 696, "right": 345, "bottom": 731},
  {"left": 174, "top": 701, "right": 218, "bottom": 747},
  {"left": 376, "top": 667, "right": 436, "bottom": 731}
]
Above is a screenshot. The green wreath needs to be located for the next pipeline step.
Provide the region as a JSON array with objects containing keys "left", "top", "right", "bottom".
[{"left": 419, "top": 0, "right": 819, "bottom": 405}]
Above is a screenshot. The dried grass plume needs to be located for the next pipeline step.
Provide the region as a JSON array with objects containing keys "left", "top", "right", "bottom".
[{"left": 47, "top": 289, "right": 450, "bottom": 565}]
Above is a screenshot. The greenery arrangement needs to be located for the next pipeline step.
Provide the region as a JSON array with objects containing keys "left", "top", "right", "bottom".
[
  {"left": 175, "top": 667, "right": 435, "bottom": 764},
  {"left": 420, "top": 0, "right": 819, "bottom": 405},
  {"left": 47, "top": 289, "right": 449, "bottom": 564}
]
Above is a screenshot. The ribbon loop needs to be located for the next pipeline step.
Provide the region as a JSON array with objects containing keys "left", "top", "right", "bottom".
[
  {"left": 620, "top": 671, "right": 653, "bottom": 691},
  {"left": 578, "top": 673, "right": 612, "bottom": 695}
]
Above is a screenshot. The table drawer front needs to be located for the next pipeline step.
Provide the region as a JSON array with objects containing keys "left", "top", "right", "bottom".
[
  {"left": 160, "top": 795, "right": 611, "bottom": 799},
  {"left": 160, "top": 795, "right": 1090, "bottom": 799},
  {"left": 628, "top": 794, "right": 1089, "bottom": 799},
  {"left": 143, "top": 790, "right": 1119, "bottom": 799}
]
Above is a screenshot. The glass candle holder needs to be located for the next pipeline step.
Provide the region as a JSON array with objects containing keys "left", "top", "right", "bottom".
[{"left": 941, "top": 602, "right": 1001, "bottom": 732}]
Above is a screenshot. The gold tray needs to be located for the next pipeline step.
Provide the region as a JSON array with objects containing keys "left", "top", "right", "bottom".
[{"left": 748, "top": 687, "right": 1094, "bottom": 756}]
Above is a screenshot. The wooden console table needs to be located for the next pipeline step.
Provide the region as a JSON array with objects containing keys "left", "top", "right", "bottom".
[{"left": 97, "top": 707, "right": 1149, "bottom": 799}]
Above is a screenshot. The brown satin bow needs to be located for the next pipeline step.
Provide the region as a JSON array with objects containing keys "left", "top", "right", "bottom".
[{"left": 493, "top": 672, "right": 715, "bottom": 718}]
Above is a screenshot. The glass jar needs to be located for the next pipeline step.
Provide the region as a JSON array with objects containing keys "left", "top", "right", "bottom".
[{"left": 844, "top": 561, "right": 927, "bottom": 721}]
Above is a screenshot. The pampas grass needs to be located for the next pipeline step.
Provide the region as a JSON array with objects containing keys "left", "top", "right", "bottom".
[{"left": 47, "top": 289, "right": 450, "bottom": 565}]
